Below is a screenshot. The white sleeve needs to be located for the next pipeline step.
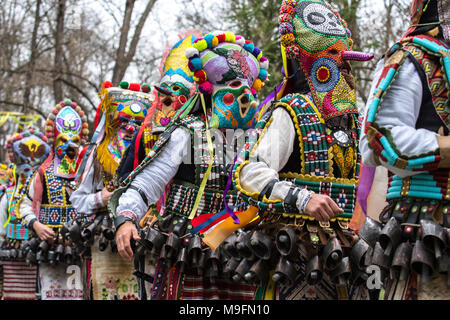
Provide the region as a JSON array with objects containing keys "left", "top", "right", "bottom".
[
  {"left": 360, "top": 58, "right": 439, "bottom": 177},
  {"left": 239, "top": 107, "right": 302, "bottom": 202},
  {"left": 18, "top": 175, "right": 37, "bottom": 225},
  {"left": 70, "top": 164, "right": 105, "bottom": 215},
  {"left": 0, "top": 194, "right": 8, "bottom": 239},
  {"left": 116, "top": 127, "right": 191, "bottom": 222}
]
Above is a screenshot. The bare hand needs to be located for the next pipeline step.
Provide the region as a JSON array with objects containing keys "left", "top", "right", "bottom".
[
  {"left": 101, "top": 188, "right": 113, "bottom": 206},
  {"left": 305, "top": 194, "right": 344, "bottom": 222},
  {"left": 33, "top": 221, "right": 56, "bottom": 241},
  {"left": 115, "top": 221, "right": 141, "bottom": 261}
]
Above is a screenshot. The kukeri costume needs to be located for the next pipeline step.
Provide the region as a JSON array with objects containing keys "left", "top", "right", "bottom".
[
  {"left": 0, "top": 129, "right": 50, "bottom": 300},
  {"left": 231, "top": 0, "right": 373, "bottom": 300},
  {"left": 110, "top": 31, "right": 269, "bottom": 300},
  {"left": 359, "top": 0, "right": 450, "bottom": 300},
  {"left": 70, "top": 81, "right": 152, "bottom": 300},
  {"left": 18, "top": 99, "right": 90, "bottom": 300}
]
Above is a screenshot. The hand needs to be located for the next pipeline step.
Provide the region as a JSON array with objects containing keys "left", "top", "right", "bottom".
[
  {"left": 305, "top": 194, "right": 344, "bottom": 222},
  {"left": 33, "top": 221, "right": 56, "bottom": 241},
  {"left": 101, "top": 188, "right": 113, "bottom": 206},
  {"left": 115, "top": 221, "right": 141, "bottom": 261}
]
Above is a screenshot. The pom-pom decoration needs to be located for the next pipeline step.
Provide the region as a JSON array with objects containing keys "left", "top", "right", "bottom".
[{"left": 186, "top": 31, "right": 269, "bottom": 97}]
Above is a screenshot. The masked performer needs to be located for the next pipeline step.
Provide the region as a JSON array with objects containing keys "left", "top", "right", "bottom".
[
  {"left": 17, "top": 99, "right": 90, "bottom": 300},
  {"left": 0, "top": 129, "right": 50, "bottom": 300},
  {"left": 109, "top": 31, "right": 269, "bottom": 300},
  {"left": 230, "top": 0, "right": 375, "bottom": 300},
  {"left": 69, "top": 81, "right": 152, "bottom": 300},
  {"left": 359, "top": 0, "right": 450, "bottom": 300}
]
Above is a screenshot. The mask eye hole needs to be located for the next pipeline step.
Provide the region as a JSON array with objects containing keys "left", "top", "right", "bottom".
[
  {"left": 230, "top": 81, "right": 242, "bottom": 88},
  {"left": 307, "top": 12, "right": 325, "bottom": 25},
  {"left": 328, "top": 49, "right": 339, "bottom": 56},
  {"left": 172, "top": 85, "right": 181, "bottom": 92},
  {"left": 223, "top": 93, "right": 235, "bottom": 106}
]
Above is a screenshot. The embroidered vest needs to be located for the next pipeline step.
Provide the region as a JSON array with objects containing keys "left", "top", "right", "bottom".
[{"left": 38, "top": 163, "right": 79, "bottom": 227}]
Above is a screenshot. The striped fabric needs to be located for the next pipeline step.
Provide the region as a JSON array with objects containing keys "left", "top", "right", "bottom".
[
  {"left": 2, "top": 260, "right": 37, "bottom": 300},
  {"left": 181, "top": 273, "right": 257, "bottom": 300}
]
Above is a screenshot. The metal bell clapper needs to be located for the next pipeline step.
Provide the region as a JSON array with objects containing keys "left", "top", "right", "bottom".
[
  {"left": 329, "top": 257, "right": 352, "bottom": 286},
  {"left": 249, "top": 230, "right": 274, "bottom": 260},
  {"left": 232, "top": 258, "right": 253, "bottom": 283},
  {"left": 98, "top": 234, "right": 109, "bottom": 252},
  {"left": 187, "top": 235, "right": 203, "bottom": 268},
  {"left": 379, "top": 217, "right": 402, "bottom": 257},
  {"left": 322, "top": 237, "right": 343, "bottom": 270},
  {"left": 350, "top": 238, "right": 370, "bottom": 270},
  {"left": 305, "top": 255, "right": 323, "bottom": 285},
  {"left": 276, "top": 226, "right": 299, "bottom": 261},
  {"left": 244, "top": 259, "right": 269, "bottom": 285},
  {"left": 359, "top": 217, "right": 383, "bottom": 248},
  {"left": 390, "top": 242, "right": 413, "bottom": 281},
  {"left": 272, "top": 257, "right": 297, "bottom": 288},
  {"left": 64, "top": 245, "right": 73, "bottom": 265},
  {"left": 420, "top": 219, "right": 447, "bottom": 260},
  {"left": 411, "top": 239, "right": 436, "bottom": 283}
]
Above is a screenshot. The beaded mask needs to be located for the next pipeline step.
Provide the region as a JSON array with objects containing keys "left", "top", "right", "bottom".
[
  {"left": 96, "top": 81, "right": 153, "bottom": 176},
  {"left": 187, "top": 31, "right": 269, "bottom": 129},
  {"left": 45, "top": 99, "right": 89, "bottom": 178},
  {"left": 151, "top": 34, "right": 198, "bottom": 133},
  {"left": 6, "top": 129, "right": 51, "bottom": 180},
  {"left": 279, "top": 0, "right": 373, "bottom": 122}
]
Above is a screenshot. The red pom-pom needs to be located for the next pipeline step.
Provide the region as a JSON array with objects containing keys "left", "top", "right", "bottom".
[
  {"left": 129, "top": 83, "right": 141, "bottom": 92},
  {"left": 103, "top": 81, "right": 113, "bottom": 89},
  {"left": 194, "top": 70, "right": 207, "bottom": 83},
  {"left": 216, "top": 34, "right": 226, "bottom": 43}
]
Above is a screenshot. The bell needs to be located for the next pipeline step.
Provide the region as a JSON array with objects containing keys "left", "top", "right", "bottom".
[
  {"left": 420, "top": 219, "right": 447, "bottom": 260},
  {"left": 371, "top": 241, "right": 393, "bottom": 270},
  {"left": 204, "top": 249, "right": 222, "bottom": 279},
  {"left": 350, "top": 239, "right": 370, "bottom": 270},
  {"left": 187, "top": 235, "right": 203, "bottom": 268},
  {"left": 0, "top": 249, "right": 10, "bottom": 259},
  {"left": 25, "top": 250, "right": 37, "bottom": 265},
  {"left": 110, "top": 240, "right": 118, "bottom": 253},
  {"left": 16, "top": 248, "right": 24, "bottom": 260},
  {"left": 249, "top": 231, "right": 274, "bottom": 260},
  {"left": 305, "top": 255, "right": 323, "bottom": 286},
  {"left": 158, "top": 214, "right": 173, "bottom": 233},
  {"left": 411, "top": 240, "right": 436, "bottom": 283},
  {"left": 64, "top": 245, "right": 73, "bottom": 265},
  {"left": 322, "top": 237, "right": 343, "bottom": 270},
  {"left": 329, "top": 257, "right": 352, "bottom": 286},
  {"left": 359, "top": 217, "right": 382, "bottom": 247},
  {"left": 351, "top": 266, "right": 369, "bottom": 287},
  {"left": 37, "top": 250, "right": 46, "bottom": 264},
  {"left": 98, "top": 235, "right": 109, "bottom": 252},
  {"left": 47, "top": 250, "right": 57, "bottom": 265},
  {"left": 60, "top": 223, "right": 70, "bottom": 239},
  {"left": 223, "top": 257, "right": 241, "bottom": 277},
  {"left": 142, "top": 227, "right": 166, "bottom": 254},
  {"left": 379, "top": 217, "right": 402, "bottom": 257},
  {"left": 222, "top": 233, "right": 239, "bottom": 258},
  {"left": 9, "top": 248, "right": 18, "bottom": 260},
  {"left": 55, "top": 243, "right": 64, "bottom": 263},
  {"left": 28, "top": 238, "right": 40, "bottom": 252},
  {"left": 244, "top": 259, "right": 269, "bottom": 285},
  {"left": 39, "top": 241, "right": 49, "bottom": 253},
  {"left": 175, "top": 247, "right": 189, "bottom": 274},
  {"left": 161, "top": 232, "right": 181, "bottom": 261},
  {"left": 172, "top": 217, "right": 188, "bottom": 237},
  {"left": 102, "top": 227, "right": 115, "bottom": 241},
  {"left": 272, "top": 257, "right": 297, "bottom": 288},
  {"left": 68, "top": 220, "right": 82, "bottom": 243},
  {"left": 275, "top": 226, "right": 299, "bottom": 261},
  {"left": 232, "top": 258, "right": 253, "bottom": 283},
  {"left": 236, "top": 231, "right": 254, "bottom": 259},
  {"left": 390, "top": 242, "right": 413, "bottom": 281}
]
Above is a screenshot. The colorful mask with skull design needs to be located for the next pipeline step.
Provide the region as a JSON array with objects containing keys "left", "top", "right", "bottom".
[
  {"left": 279, "top": 0, "right": 373, "bottom": 122},
  {"left": 6, "top": 129, "right": 51, "bottom": 181},
  {"left": 151, "top": 34, "right": 198, "bottom": 133},
  {"left": 96, "top": 81, "right": 153, "bottom": 176},
  {"left": 186, "top": 31, "right": 269, "bottom": 129},
  {"left": 45, "top": 99, "right": 89, "bottom": 178}
]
